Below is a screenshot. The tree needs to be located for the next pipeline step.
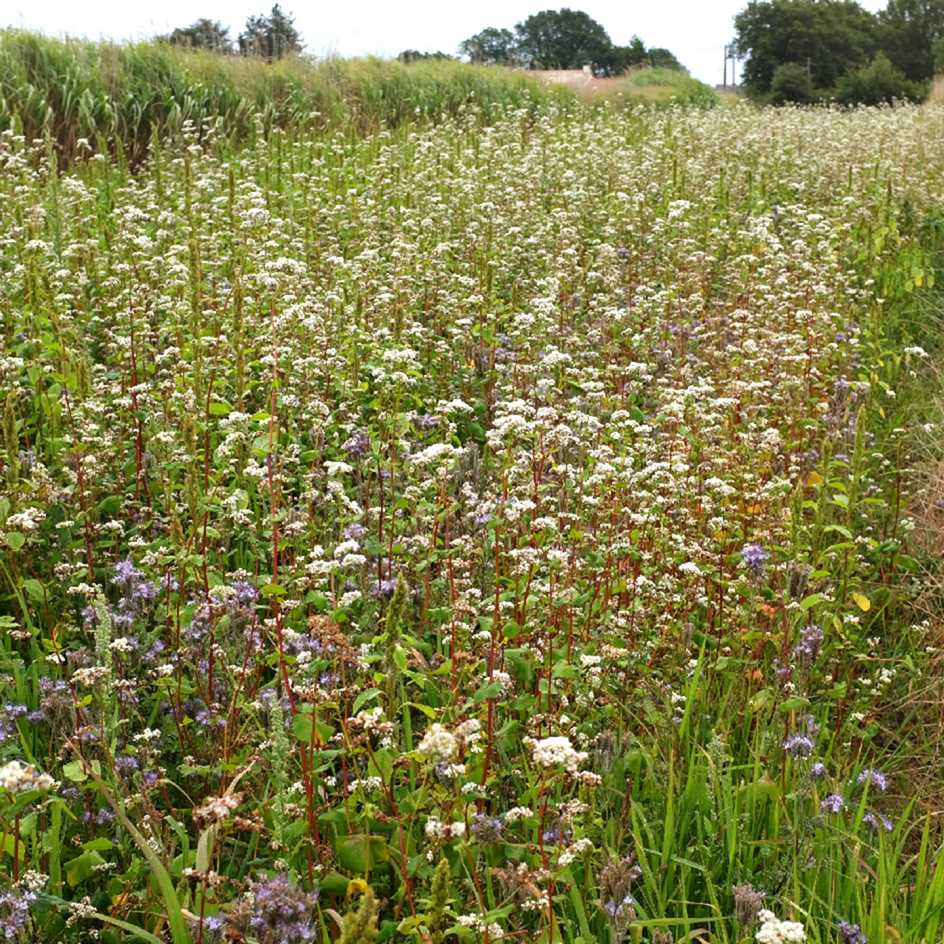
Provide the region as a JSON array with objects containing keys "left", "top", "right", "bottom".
[
  {"left": 238, "top": 4, "right": 303, "bottom": 59},
  {"left": 879, "top": 0, "right": 944, "bottom": 81},
  {"left": 397, "top": 50, "right": 453, "bottom": 63},
  {"left": 770, "top": 61, "right": 815, "bottom": 102},
  {"left": 647, "top": 47, "right": 685, "bottom": 71},
  {"left": 513, "top": 8, "right": 614, "bottom": 71},
  {"left": 734, "top": 0, "right": 878, "bottom": 96},
  {"left": 836, "top": 51, "right": 923, "bottom": 103},
  {"left": 163, "top": 18, "right": 232, "bottom": 54},
  {"left": 458, "top": 27, "right": 518, "bottom": 65}
]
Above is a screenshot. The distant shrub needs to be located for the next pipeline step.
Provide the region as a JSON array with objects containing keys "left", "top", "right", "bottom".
[
  {"left": 770, "top": 62, "right": 816, "bottom": 104},
  {"left": 836, "top": 53, "right": 925, "bottom": 105}
]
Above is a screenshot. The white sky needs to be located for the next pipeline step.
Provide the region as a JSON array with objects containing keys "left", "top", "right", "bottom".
[{"left": 5, "top": 0, "right": 888, "bottom": 86}]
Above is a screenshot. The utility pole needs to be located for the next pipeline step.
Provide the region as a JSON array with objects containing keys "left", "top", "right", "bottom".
[{"left": 723, "top": 44, "right": 737, "bottom": 88}]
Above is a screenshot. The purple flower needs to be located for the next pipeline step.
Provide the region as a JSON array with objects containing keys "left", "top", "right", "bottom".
[
  {"left": 857, "top": 768, "right": 888, "bottom": 792},
  {"left": 862, "top": 810, "right": 893, "bottom": 832},
  {"left": 372, "top": 578, "right": 397, "bottom": 600},
  {"left": 248, "top": 874, "right": 320, "bottom": 944},
  {"left": 471, "top": 814, "right": 503, "bottom": 843},
  {"left": 342, "top": 430, "right": 369, "bottom": 458},
  {"left": 113, "top": 558, "right": 141, "bottom": 586},
  {"left": 783, "top": 733, "right": 814, "bottom": 759},
  {"left": 0, "top": 886, "right": 35, "bottom": 940},
  {"left": 838, "top": 921, "right": 867, "bottom": 944},
  {"left": 343, "top": 523, "right": 368, "bottom": 542},
  {"left": 603, "top": 894, "right": 635, "bottom": 918},
  {"left": 820, "top": 793, "right": 846, "bottom": 814},
  {"left": 793, "top": 624, "right": 824, "bottom": 667},
  {"left": 810, "top": 762, "right": 828, "bottom": 780},
  {"left": 741, "top": 543, "right": 769, "bottom": 578}
]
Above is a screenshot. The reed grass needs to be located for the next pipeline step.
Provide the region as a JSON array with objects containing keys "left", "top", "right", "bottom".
[{"left": 0, "top": 30, "right": 572, "bottom": 165}]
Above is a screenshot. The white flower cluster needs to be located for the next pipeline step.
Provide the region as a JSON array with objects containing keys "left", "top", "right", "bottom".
[
  {"left": 527, "top": 735, "right": 588, "bottom": 774},
  {"left": 0, "top": 760, "right": 56, "bottom": 793},
  {"left": 424, "top": 818, "right": 466, "bottom": 841},
  {"left": 755, "top": 910, "right": 806, "bottom": 943},
  {"left": 417, "top": 723, "right": 458, "bottom": 762}
]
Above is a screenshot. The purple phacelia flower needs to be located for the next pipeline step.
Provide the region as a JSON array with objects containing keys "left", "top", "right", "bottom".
[
  {"left": 820, "top": 793, "right": 845, "bottom": 814},
  {"left": 857, "top": 768, "right": 888, "bottom": 792},
  {"left": 783, "top": 733, "right": 814, "bottom": 759},
  {"left": 741, "top": 543, "right": 769, "bottom": 578},
  {"left": 838, "top": 921, "right": 867, "bottom": 944}
]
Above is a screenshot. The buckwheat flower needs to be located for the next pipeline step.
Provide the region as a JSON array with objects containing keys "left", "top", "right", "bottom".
[
  {"left": 417, "top": 723, "right": 458, "bottom": 762},
  {"left": 0, "top": 760, "right": 56, "bottom": 793},
  {"left": 782, "top": 733, "right": 814, "bottom": 759},
  {"left": 857, "top": 768, "right": 888, "bottom": 792},
  {"left": 503, "top": 806, "right": 533, "bottom": 823},
  {"left": 755, "top": 909, "right": 806, "bottom": 943},
  {"left": 194, "top": 792, "right": 242, "bottom": 827},
  {"left": 837, "top": 921, "right": 867, "bottom": 944},
  {"left": 679, "top": 561, "right": 702, "bottom": 577},
  {"left": 529, "top": 735, "right": 588, "bottom": 774},
  {"left": 820, "top": 793, "right": 846, "bottom": 814}
]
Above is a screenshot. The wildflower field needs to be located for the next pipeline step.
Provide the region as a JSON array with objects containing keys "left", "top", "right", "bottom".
[{"left": 1, "top": 95, "right": 944, "bottom": 944}]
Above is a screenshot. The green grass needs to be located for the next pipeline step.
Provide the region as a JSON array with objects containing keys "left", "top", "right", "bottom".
[
  {"left": 615, "top": 67, "right": 720, "bottom": 108},
  {"left": 0, "top": 30, "right": 573, "bottom": 165}
]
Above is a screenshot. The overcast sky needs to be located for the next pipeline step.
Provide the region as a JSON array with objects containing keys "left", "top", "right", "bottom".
[{"left": 5, "top": 0, "right": 889, "bottom": 86}]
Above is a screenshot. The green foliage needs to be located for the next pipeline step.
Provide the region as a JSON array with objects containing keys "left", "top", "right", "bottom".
[
  {"left": 0, "top": 80, "right": 942, "bottom": 944},
  {"left": 770, "top": 61, "right": 816, "bottom": 104},
  {"left": 734, "top": 0, "right": 879, "bottom": 95},
  {"left": 837, "top": 51, "right": 925, "bottom": 105},
  {"left": 514, "top": 8, "right": 614, "bottom": 71},
  {"left": 0, "top": 31, "right": 570, "bottom": 165},
  {"left": 238, "top": 3, "right": 303, "bottom": 59},
  {"left": 458, "top": 27, "right": 519, "bottom": 65},
  {"left": 879, "top": 0, "right": 944, "bottom": 82},
  {"left": 338, "top": 888, "right": 379, "bottom": 944},
  {"left": 161, "top": 18, "right": 233, "bottom": 54},
  {"left": 617, "top": 67, "right": 719, "bottom": 107},
  {"left": 460, "top": 11, "right": 685, "bottom": 76}
]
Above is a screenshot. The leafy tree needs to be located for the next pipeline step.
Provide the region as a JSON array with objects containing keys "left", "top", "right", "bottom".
[
  {"left": 879, "top": 0, "right": 944, "bottom": 81},
  {"left": 513, "top": 8, "right": 613, "bottom": 71},
  {"left": 458, "top": 27, "right": 518, "bottom": 65},
  {"left": 238, "top": 4, "right": 303, "bottom": 59},
  {"left": 162, "top": 19, "right": 232, "bottom": 54},
  {"left": 648, "top": 47, "right": 685, "bottom": 71},
  {"left": 836, "top": 51, "right": 924, "bottom": 103},
  {"left": 734, "top": 0, "right": 878, "bottom": 96},
  {"left": 770, "top": 61, "right": 815, "bottom": 102}
]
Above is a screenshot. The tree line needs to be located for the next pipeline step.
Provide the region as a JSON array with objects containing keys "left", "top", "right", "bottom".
[
  {"left": 734, "top": 0, "right": 943, "bottom": 104},
  {"left": 160, "top": 5, "right": 302, "bottom": 59},
  {"left": 458, "top": 9, "right": 684, "bottom": 74}
]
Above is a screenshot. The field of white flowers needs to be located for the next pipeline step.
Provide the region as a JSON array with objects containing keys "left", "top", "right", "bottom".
[{"left": 1, "top": 102, "right": 944, "bottom": 944}]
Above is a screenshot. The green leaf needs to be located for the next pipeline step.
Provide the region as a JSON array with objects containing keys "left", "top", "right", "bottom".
[
  {"left": 473, "top": 680, "right": 503, "bottom": 703},
  {"left": 66, "top": 850, "right": 105, "bottom": 886},
  {"left": 799, "top": 593, "right": 828, "bottom": 611},
  {"left": 352, "top": 688, "right": 382, "bottom": 714},
  {"left": 4, "top": 532, "right": 25, "bottom": 551},
  {"left": 334, "top": 833, "right": 391, "bottom": 874}
]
